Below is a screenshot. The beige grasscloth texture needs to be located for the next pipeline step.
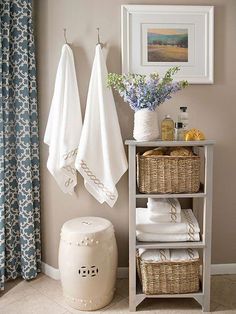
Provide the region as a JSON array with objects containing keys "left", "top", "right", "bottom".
[{"left": 35, "top": 0, "right": 236, "bottom": 268}]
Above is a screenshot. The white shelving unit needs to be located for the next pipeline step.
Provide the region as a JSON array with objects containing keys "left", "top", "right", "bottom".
[{"left": 125, "top": 140, "right": 215, "bottom": 312}]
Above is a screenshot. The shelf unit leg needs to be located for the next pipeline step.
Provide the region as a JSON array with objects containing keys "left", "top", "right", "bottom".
[
  {"left": 128, "top": 145, "right": 137, "bottom": 312},
  {"left": 129, "top": 299, "right": 137, "bottom": 312},
  {"left": 202, "top": 145, "right": 213, "bottom": 312},
  {"left": 202, "top": 297, "right": 211, "bottom": 312}
]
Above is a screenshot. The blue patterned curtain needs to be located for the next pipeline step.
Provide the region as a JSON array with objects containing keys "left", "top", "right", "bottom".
[{"left": 0, "top": 0, "right": 41, "bottom": 289}]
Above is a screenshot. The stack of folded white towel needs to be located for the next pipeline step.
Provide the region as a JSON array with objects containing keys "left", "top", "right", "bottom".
[
  {"left": 148, "top": 198, "right": 181, "bottom": 223},
  {"left": 139, "top": 248, "right": 199, "bottom": 262},
  {"left": 136, "top": 198, "right": 200, "bottom": 242}
]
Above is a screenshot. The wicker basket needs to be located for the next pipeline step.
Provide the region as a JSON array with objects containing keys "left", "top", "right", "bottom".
[
  {"left": 137, "top": 253, "right": 200, "bottom": 295},
  {"left": 137, "top": 153, "right": 200, "bottom": 194}
]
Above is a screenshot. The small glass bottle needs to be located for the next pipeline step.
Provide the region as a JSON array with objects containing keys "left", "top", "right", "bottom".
[
  {"left": 178, "top": 106, "right": 189, "bottom": 130},
  {"left": 175, "top": 122, "right": 184, "bottom": 141},
  {"left": 161, "top": 115, "right": 174, "bottom": 141}
]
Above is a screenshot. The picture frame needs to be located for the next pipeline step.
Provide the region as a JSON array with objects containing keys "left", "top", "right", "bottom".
[{"left": 121, "top": 5, "right": 214, "bottom": 84}]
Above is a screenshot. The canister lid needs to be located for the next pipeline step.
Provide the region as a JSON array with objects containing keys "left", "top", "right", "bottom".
[{"left": 61, "top": 217, "right": 112, "bottom": 235}]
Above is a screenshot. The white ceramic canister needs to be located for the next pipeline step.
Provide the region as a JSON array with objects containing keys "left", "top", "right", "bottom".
[{"left": 59, "top": 217, "right": 118, "bottom": 311}]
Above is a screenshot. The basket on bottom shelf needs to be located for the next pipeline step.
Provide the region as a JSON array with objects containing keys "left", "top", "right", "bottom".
[{"left": 137, "top": 249, "right": 200, "bottom": 295}]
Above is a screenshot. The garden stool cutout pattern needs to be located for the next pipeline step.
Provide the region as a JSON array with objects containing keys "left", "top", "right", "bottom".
[{"left": 59, "top": 217, "right": 118, "bottom": 311}]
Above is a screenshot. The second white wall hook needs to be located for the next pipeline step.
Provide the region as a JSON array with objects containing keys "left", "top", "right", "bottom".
[
  {"left": 63, "top": 28, "right": 68, "bottom": 44},
  {"left": 96, "top": 27, "right": 104, "bottom": 48}
]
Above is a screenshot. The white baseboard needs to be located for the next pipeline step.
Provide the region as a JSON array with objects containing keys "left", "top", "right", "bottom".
[
  {"left": 211, "top": 263, "right": 236, "bottom": 275},
  {"left": 117, "top": 267, "right": 129, "bottom": 278},
  {"left": 41, "top": 262, "right": 236, "bottom": 281},
  {"left": 41, "top": 262, "right": 61, "bottom": 280},
  {"left": 41, "top": 262, "right": 129, "bottom": 280}
]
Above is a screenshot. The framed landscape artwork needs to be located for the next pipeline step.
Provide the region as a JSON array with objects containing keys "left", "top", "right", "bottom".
[
  {"left": 121, "top": 5, "right": 214, "bottom": 84},
  {"left": 147, "top": 28, "right": 188, "bottom": 62}
]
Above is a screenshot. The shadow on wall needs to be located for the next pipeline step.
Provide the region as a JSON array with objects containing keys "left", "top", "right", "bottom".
[
  {"left": 107, "top": 44, "right": 133, "bottom": 140},
  {"left": 214, "top": 5, "right": 226, "bottom": 84}
]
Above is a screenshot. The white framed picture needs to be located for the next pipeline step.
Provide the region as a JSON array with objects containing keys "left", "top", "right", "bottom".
[{"left": 121, "top": 5, "right": 214, "bottom": 84}]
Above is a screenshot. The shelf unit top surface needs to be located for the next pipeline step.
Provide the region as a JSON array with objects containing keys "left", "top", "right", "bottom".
[{"left": 125, "top": 139, "right": 215, "bottom": 147}]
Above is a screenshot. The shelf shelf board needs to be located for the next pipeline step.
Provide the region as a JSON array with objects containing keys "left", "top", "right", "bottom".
[
  {"left": 125, "top": 139, "right": 215, "bottom": 147},
  {"left": 136, "top": 291, "right": 204, "bottom": 299},
  {"left": 136, "top": 192, "right": 206, "bottom": 199},
  {"left": 136, "top": 240, "right": 205, "bottom": 249},
  {"left": 136, "top": 183, "right": 205, "bottom": 199}
]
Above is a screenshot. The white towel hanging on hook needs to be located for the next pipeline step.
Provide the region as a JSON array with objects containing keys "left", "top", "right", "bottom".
[
  {"left": 44, "top": 44, "right": 82, "bottom": 194},
  {"left": 75, "top": 44, "right": 128, "bottom": 207}
]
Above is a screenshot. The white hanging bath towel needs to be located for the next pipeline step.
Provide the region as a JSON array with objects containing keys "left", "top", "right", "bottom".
[
  {"left": 136, "top": 231, "right": 200, "bottom": 242},
  {"left": 75, "top": 44, "right": 128, "bottom": 207},
  {"left": 136, "top": 208, "right": 200, "bottom": 234},
  {"left": 44, "top": 44, "right": 82, "bottom": 193}
]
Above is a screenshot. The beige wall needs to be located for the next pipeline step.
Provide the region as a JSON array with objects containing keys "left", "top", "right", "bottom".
[{"left": 35, "top": 0, "right": 236, "bottom": 268}]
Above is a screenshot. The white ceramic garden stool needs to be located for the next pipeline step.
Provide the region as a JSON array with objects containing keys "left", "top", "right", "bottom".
[{"left": 59, "top": 217, "right": 118, "bottom": 311}]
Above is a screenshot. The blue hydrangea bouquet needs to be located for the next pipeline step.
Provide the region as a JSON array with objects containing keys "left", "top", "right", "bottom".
[
  {"left": 107, "top": 67, "right": 188, "bottom": 141},
  {"left": 107, "top": 66, "right": 188, "bottom": 112}
]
